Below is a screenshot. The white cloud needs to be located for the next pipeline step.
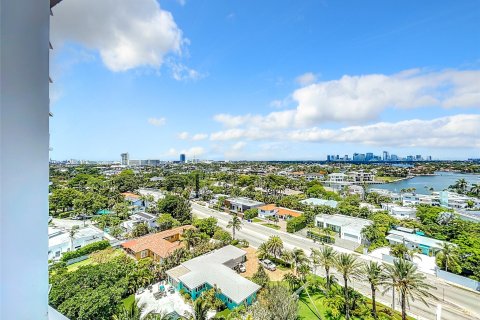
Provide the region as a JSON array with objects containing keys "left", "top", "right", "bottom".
[
  {"left": 214, "top": 69, "right": 480, "bottom": 128},
  {"left": 177, "top": 132, "right": 189, "bottom": 140},
  {"left": 167, "top": 146, "right": 205, "bottom": 158},
  {"left": 148, "top": 117, "right": 167, "bottom": 126},
  {"left": 224, "top": 142, "right": 247, "bottom": 159},
  {"left": 295, "top": 72, "right": 317, "bottom": 86},
  {"left": 51, "top": 0, "right": 185, "bottom": 72},
  {"left": 232, "top": 141, "right": 247, "bottom": 151},
  {"left": 169, "top": 61, "right": 205, "bottom": 81},
  {"left": 209, "top": 114, "right": 480, "bottom": 149},
  {"left": 192, "top": 133, "right": 208, "bottom": 141}
]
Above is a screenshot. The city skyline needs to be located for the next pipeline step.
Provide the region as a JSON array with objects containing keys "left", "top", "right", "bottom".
[{"left": 49, "top": 0, "right": 480, "bottom": 161}]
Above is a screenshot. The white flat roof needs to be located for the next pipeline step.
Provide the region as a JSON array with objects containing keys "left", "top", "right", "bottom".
[
  {"left": 386, "top": 230, "right": 446, "bottom": 249},
  {"left": 316, "top": 214, "right": 372, "bottom": 232},
  {"left": 228, "top": 197, "right": 264, "bottom": 207},
  {"left": 168, "top": 245, "right": 260, "bottom": 304}
]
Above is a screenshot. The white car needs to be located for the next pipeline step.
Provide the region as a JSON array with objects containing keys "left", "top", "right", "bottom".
[{"left": 260, "top": 259, "right": 276, "bottom": 271}]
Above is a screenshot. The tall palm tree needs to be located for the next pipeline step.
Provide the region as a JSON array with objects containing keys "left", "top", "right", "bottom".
[
  {"left": 437, "top": 242, "right": 460, "bottom": 272},
  {"left": 69, "top": 225, "right": 79, "bottom": 251},
  {"left": 290, "top": 248, "right": 308, "bottom": 275},
  {"left": 266, "top": 236, "right": 283, "bottom": 260},
  {"left": 383, "top": 259, "right": 436, "bottom": 320},
  {"left": 226, "top": 214, "right": 242, "bottom": 240},
  {"left": 257, "top": 242, "right": 269, "bottom": 260},
  {"left": 316, "top": 246, "right": 337, "bottom": 291},
  {"left": 454, "top": 178, "right": 468, "bottom": 193},
  {"left": 361, "top": 261, "right": 385, "bottom": 319},
  {"left": 334, "top": 253, "right": 362, "bottom": 320}
]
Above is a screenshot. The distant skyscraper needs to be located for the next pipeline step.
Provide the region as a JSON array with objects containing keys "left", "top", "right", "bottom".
[
  {"left": 121, "top": 152, "right": 129, "bottom": 165},
  {"left": 383, "top": 151, "right": 389, "bottom": 161},
  {"left": 180, "top": 153, "right": 186, "bottom": 162},
  {"left": 366, "top": 152, "right": 374, "bottom": 161}
]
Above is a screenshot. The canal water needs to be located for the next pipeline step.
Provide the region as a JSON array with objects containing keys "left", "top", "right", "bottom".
[{"left": 369, "top": 171, "right": 480, "bottom": 195}]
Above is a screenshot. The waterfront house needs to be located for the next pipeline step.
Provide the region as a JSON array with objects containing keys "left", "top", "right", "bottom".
[
  {"left": 122, "top": 225, "right": 194, "bottom": 261},
  {"left": 315, "top": 214, "right": 372, "bottom": 244},
  {"left": 166, "top": 245, "right": 261, "bottom": 309},
  {"left": 386, "top": 228, "right": 447, "bottom": 255}
]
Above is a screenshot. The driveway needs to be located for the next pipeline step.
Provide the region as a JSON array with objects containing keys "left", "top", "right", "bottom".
[{"left": 241, "top": 246, "right": 290, "bottom": 281}]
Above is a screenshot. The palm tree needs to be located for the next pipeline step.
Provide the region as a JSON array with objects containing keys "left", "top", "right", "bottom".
[
  {"left": 361, "top": 261, "right": 385, "bottom": 319},
  {"left": 283, "top": 272, "right": 300, "bottom": 291},
  {"left": 186, "top": 297, "right": 209, "bottom": 320},
  {"left": 437, "top": 242, "right": 460, "bottom": 272},
  {"left": 334, "top": 253, "right": 362, "bottom": 320},
  {"left": 113, "top": 299, "right": 171, "bottom": 320},
  {"left": 383, "top": 259, "right": 436, "bottom": 320},
  {"left": 266, "top": 235, "right": 283, "bottom": 260},
  {"left": 226, "top": 214, "right": 242, "bottom": 240},
  {"left": 453, "top": 178, "right": 468, "bottom": 193},
  {"left": 182, "top": 229, "right": 200, "bottom": 250},
  {"left": 69, "top": 225, "right": 79, "bottom": 251},
  {"left": 257, "top": 242, "right": 269, "bottom": 260},
  {"left": 470, "top": 183, "right": 480, "bottom": 197},
  {"left": 290, "top": 248, "right": 308, "bottom": 275},
  {"left": 316, "top": 246, "right": 337, "bottom": 291}
]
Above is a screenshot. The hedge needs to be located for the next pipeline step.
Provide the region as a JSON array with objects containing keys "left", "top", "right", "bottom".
[
  {"left": 61, "top": 240, "right": 110, "bottom": 262},
  {"left": 286, "top": 215, "right": 307, "bottom": 233}
]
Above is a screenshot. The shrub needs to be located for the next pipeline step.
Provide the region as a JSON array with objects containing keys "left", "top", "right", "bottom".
[
  {"left": 243, "top": 208, "right": 258, "bottom": 220},
  {"left": 61, "top": 240, "right": 110, "bottom": 262},
  {"left": 286, "top": 215, "right": 307, "bottom": 233},
  {"left": 238, "top": 239, "right": 249, "bottom": 248}
]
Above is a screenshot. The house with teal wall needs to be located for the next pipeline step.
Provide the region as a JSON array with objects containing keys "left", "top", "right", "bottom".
[{"left": 166, "top": 245, "right": 260, "bottom": 310}]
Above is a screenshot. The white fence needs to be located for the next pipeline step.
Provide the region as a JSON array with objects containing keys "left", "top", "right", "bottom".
[{"left": 436, "top": 269, "right": 480, "bottom": 292}]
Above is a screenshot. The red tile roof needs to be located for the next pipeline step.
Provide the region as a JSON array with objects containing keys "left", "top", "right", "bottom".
[{"left": 122, "top": 225, "right": 194, "bottom": 259}]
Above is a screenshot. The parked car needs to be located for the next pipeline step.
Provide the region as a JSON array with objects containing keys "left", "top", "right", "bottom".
[
  {"left": 260, "top": 259, "right": 276, "bottom": 271},
  {"left": 238, "top": 263, "right": 246, "bottom": 273}
]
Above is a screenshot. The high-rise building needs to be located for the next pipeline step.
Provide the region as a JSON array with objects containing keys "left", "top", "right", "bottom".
[
  {"left": 383, "top": 151, "right": 389, "bottom": 161},
  {"left": 180, "top": 153, "right": 186, "bottom": 162},
  {"left": 365, "top": 152, "right": 374, "bottom": 161},
  {"left": 121, "top": 152, "right": 129, "bottom": 165}
]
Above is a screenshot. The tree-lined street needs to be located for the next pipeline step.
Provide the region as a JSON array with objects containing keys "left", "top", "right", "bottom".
[{"left": 192, "top": 202, "right": 480, "bottom": 320}]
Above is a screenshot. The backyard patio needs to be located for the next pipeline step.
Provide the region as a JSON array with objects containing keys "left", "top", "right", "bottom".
[{"left": 135, "top": 281, "right": 216, "bottom": 319}]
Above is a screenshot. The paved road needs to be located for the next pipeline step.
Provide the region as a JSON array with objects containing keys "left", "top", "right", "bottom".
[{"left": 192, "top": 202, "right": 480, "bottom": 320}]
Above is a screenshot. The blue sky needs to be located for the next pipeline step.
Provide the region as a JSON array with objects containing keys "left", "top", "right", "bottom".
[{"left": 50, "top": 0, "right": 480, "bottom": 161}]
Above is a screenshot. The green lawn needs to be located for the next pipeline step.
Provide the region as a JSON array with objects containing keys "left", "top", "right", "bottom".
[
  {"left": 252, "top": 218, "right": 263, "bottom": 222},
  {"left": 261, "top": 223, "right": 281, "bottom": 230},
  {"left": 66, "top": 258, "right": 95, "bottom": 272},
  {"left": 375, "top": 176, "right": 398, "bottom": 183},
  {"left": 298, "top": 290, "right": 410, "bottom": 320}
]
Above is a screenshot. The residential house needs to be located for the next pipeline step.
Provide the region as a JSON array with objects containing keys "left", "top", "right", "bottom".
[
  {"left": 166, "top": 245, "right": 261, "bottom": 309},
  {"left": 121, "top": 225, "right": 194, "bottom": 261},
  {"left": 386, "top": 228, "right": 448, "bottom": 255},
  {"left": 381, "top": 203, "right": 417, "bottom": 220},
  {"left": 48, "top": 226, "right": 104, "bottom": 261},
  {"left": 305, "top": 173, "right": 325, "bottom": 181},
  {"left": 315, "top": 214, "right": 372, "bottom": 244},
  {"left": 300, "top": 198, "right": 338, "bottom": 209},
  {"left": 121, "top": 212, "right": 158, "bottom": 233},
  {"left": 401, "top": 193, "right": 420, "bottom": 206},
  {"left": 257, "top": 204, "right": 302, "bottom": 220},
  {"left": 225, "top": 197, "right": 265, "bottom": 213},
  {"left": 122, "top": 192, "right": 145, "bottom": 213},
  {"left": 347, "top": 185, "right": 365, "bottom": 199}
]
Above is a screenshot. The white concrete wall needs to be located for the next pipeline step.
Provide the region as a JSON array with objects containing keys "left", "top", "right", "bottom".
[{"left": 0, "top": 0, "right": 50, "bottom": 318}]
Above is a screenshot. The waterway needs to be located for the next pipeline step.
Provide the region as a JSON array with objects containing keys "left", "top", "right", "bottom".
[{"left": 369, "top": 171, "right": 480, "bottom": 195}]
